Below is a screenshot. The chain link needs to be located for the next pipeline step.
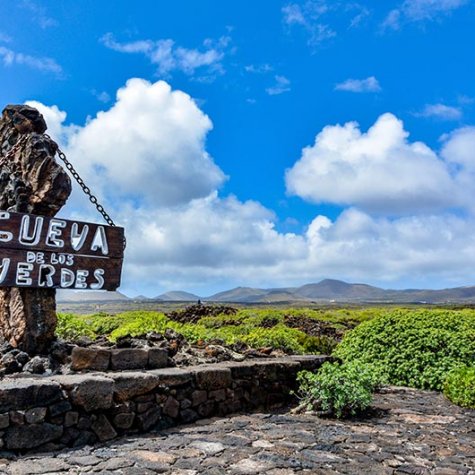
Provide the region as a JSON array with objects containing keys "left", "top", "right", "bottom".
[
  {"left": 43, "top": 134, "right": 126, "bottom": 250},
  {"left": 1, "top": 133, "right": 125, "bottom": 249},
  {"left": 43, "top": 134, "right": 116, "bottom": 227}
]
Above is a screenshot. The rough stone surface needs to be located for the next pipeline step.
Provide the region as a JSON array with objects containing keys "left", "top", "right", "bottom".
[
  {"left": 52, "top": 374, "right": 114, "bottom": 412},
  {"left": 70, "top": 347, "right": 110, "bottom": 371},
  {"left": 0, "top": 379, "right": 62, "bottom": 412},
  {"left": 192, "top": 365, "right": 232, "bottom": 390},
  {"left": 24, "top": 407, "right": 46, "bottom": 424},
  {"left": 150, "top": 367, "right": 194, "bottom": 386},
  {"left": 0, "top": 104, "right": 72, "bottom": 354},
  {"left": 91, "top": 414, "right": 117, "bottom": 442},
  {"left": 0, "top": 356, "right": 331, "bottom": 453},
  {"left": 5, "top": 422, "right": 63, "bottom": 449},
  {"left": 0, "top": 387, "right": 472, "bottom": 473},
  {"left": 112, "top": 371, "right": 160, "bottom": 401},
  {"left": 113, "top": 412, "right": 135, "bottom": 430},
  {"left": 148, "top": 347, "right": 169, "bottom": 369},
  {"left": 110, "top": 348, "right": 149, "bottom": 370}
]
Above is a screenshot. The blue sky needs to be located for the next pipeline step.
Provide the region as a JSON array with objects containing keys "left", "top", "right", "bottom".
[{"left": 1, "top": 0, "right": 475, "bottom": 297}]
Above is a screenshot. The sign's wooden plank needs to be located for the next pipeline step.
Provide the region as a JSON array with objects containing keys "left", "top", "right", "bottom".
[
  {"left": 0, "top": 210, "right": 124, "bottom": 259},
  {"left": 0, "top": 248, "right": 122, "bottom": 290}
]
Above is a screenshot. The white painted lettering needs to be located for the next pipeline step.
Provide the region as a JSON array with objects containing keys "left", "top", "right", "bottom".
[
  {"left": 91, "top": 268, "right": 105, "bottom": 290},
  {"left": 0, "top": 258, "right": 10, "bottom": 283},
  {"left": 19, "top": 215, "right": 43, "bottom": 246},
  {"left": 71, "top": 223, "right": 89, "bottom": 251},
  {"left": 16, "top": 262, "right": 33, "bottom": 285},
  {"left": 39, "top": 265, "right": 55, "bottom": 287},
  {"left": 91, "top": 226, "right": 109, "bottom": 255},
  {"left": 45, "top": 219, "right": 66, "bottom": 248},
  {"left": 75, "top": 269, "right": 89, "bottom": 289},
  {"left": 60, "top": 268, "right": 75, "bottom": 288}
]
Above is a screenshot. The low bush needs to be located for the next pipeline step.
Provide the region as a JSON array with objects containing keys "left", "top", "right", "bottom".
[
  {"left": 334, "top": 309, "right": 475, "bottom": 390},
  {"left": 56, "top": 313, "right": 96, "bottom": 341},
  {"left": 443, "top": 365, "right": 475, "bottom": 409},
  {"left": 295, "top": 361, "right": 379, "bottom": 419}
]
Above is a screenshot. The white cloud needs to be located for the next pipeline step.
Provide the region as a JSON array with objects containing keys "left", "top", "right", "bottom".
[
  {"left": 282, "top": 2, "right": 369, "bottom": 48},
  {"left": 91, "top": 90, "right": 111, "bottom": 103},
  {"left": 282, "top": 2, "right": 336, "bottom": 47},
  {"left": 245, "top": 64, "right": 273, "bottom": 74},
  {"left": 285, "top": 113, "right": 466, "bottom": 213},
  {"left": 335, "top": 76, "right": 381, "bottom": 93},
  {"left": 21, "top": 0, "right": 57, "bottom": 29},
  {"left": 0, "top": 46, "right": 62, "bottom": 74},
  {"left": 31, "top": 79, "right": 226, "bottom": 209},
  {"left": 441, "top": 126, "right": 475, "bottom": 170},
  {"left": 415, "top": 103, "right": 462, "bottom": 120},
  {"left": 28, "top": 82, "right": 475, "bottom": 295},
  {"left": 266, "top": 75, "right": 291, "bottom": 96},
  {"left": 101, "top": 33, "right": 230, "bottom": 79},
  {"left": 382, "top": 0, "right": 470, "bottom": 30}
]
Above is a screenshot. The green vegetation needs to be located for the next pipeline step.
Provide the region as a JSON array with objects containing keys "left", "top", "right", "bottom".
[
  {"left": 443, "top": 365, "right": 475, "bottom": 409},
  {"left": 296, "top": 361, "right": 380, "bottom": 419},
  {"left": 334, "top": 309, "right": 475, "bottom": 390},
  {"left": 56, "top": 307, "right": 354, "bottom": 353},
  {"left": 58, "top": 306, "right": 475, "bottom": 410}
]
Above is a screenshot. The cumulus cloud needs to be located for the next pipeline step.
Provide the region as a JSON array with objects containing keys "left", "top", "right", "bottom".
[
  {"left": 0, "top": 46, "right": 62, "bottom": 74},
  {"left": 335, "top": 76, "right": 381, "bottom": 93},
  {"left": 266, "top": 75, "right": 291, "bottom": 96},
  {"left": 382, "top": 0, "right": 470, "bottom": 30},
  {"left": 31, "top": 79, "right": 226, "bottom": 208},
  {"left": 285, "top": 113, "right": 469, "bottom": 213},
  {"left": 415, "top": 103, "right": 462, "bottom": 120},
  {"left": 28, "top": 81, "right": 475, "bottom": 295},
  {"left": 101, "top": 33, "right": 230, "bottom": 79}
]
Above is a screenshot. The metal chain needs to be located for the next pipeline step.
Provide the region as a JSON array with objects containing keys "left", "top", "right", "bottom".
[
  {"left": 2, "top": 133, "right": 126, "bottom": 249},
  {"left": 43, "top": 134, "right": 117, "bottom": 227}
]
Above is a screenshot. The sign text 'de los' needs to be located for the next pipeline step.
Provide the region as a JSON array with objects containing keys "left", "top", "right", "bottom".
[{"left": 0, "top": 211, "right": 124, "bottom": 290}]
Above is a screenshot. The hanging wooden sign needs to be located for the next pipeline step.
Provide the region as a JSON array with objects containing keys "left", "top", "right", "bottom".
[{"left": 0, "top": 210, "right": 124, "bottom": 290}]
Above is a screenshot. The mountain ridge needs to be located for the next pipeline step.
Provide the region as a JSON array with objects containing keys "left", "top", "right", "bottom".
[{"left": 57, "top": 279, "right": 475, "bottom": 304}]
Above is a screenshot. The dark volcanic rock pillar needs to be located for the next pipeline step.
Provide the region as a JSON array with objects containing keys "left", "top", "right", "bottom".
[{"left": 0, "top": 105, "right": 72, "bottom": 353}]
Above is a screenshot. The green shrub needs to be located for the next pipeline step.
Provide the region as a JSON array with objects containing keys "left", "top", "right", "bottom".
[
  {"left": 239, "top": 325, "right": 308, "bottom": 353},
  {"left": 334, "top": 309, "right": 475, "bottom": 390},
  {"left": 109, "top": 312, "right": 172, "bottom": 341},
  {"left": 444, "top": 365, "right": 475, "bottom": 409},
  {"left": 296, "top": 361, "right": 379, "bottom": 419},
  {"left": 56, "top": 313, "right": 96, "bottom": 341}
]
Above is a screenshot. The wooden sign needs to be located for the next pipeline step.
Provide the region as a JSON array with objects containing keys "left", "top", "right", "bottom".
[{"left": 0, "top": 210, "right": 124, "bottom": 290}]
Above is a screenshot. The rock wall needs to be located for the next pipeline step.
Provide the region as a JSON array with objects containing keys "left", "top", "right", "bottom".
[{"left": 0, "top": 356, "right": 329, "bottom": 453}]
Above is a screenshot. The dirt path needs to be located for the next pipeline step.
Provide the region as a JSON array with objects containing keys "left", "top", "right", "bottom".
[{"left": 1, "top": 387, "right": 474, "bottom": 474}]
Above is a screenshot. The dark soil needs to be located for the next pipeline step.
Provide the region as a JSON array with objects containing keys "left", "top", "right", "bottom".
[
  {"left": 284, "top": 314, "right": 357, "bottom": 341},
  {"left": 166, "top": 302, "right": 237, "bottom": 324}
]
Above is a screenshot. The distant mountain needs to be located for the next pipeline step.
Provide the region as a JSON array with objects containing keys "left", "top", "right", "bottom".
[
  {"left": 203, "top": 280, "right": 475, "bottom": 304},
  {"left": 205, "top": 287, "right": 269, "bottom": 303},
  {"left": 57, "top": 280, "right": 475, "bottom": 304},
  {"left": 133, "top": 295, "right": 153, "bottom": 301},
  {"left": 294, "top": 279, "right": 386, "bottom": 300},
  {"left": 57, "top": 290, "right": 130, "bottom": 303},
  {"left": 156, "top": 290, "right": 201, "bottom": 301}
]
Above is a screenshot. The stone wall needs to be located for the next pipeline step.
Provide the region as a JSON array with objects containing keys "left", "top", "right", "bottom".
[{"left": 0, "top": 355, "right": 329, "bottom": 453}]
